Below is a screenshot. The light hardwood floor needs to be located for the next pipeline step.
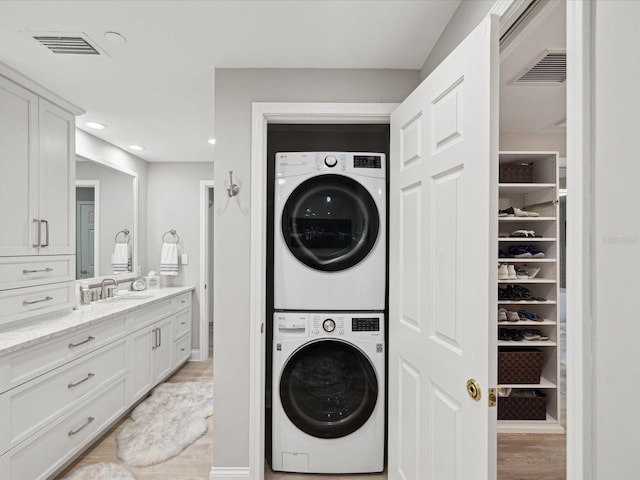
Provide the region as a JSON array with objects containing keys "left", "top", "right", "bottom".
[
  {"left": 57, "top": 358, "right": 565, "bottom": 480},
  {"left": 56, "top": 360, "right": 214, "bottom": 480}
]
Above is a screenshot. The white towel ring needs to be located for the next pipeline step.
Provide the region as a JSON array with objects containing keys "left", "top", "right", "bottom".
[{"left": 162, "top": 229, "right": 179, "bottom": 244}]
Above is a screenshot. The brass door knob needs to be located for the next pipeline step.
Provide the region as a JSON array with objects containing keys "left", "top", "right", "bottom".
[{"left": 466, "top": 379, "right": 482, "bottom": 401}]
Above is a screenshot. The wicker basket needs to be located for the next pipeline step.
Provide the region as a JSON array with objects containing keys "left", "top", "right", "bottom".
[
  {"left": 499, "top": 162, "right": 533, "bottom": 183},
  {"left": 498, "top": 348, "right": 543, "bottom": 384},
  {"left": 498, "top": 390, "right": 547, "bottom": 420}
]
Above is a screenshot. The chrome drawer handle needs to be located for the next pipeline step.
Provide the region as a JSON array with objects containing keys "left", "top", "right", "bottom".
[
  {"left": 68, "top": 336, "right": 95, "bottom": 348},
  {"left": 41, "top": 219, "right": 49, "bottom": 247},
  {"left": 68, "top": 372, "right": 95, "bottom": 389},
  {"left": 68, "top": 416, "right": 95, "bottom": 436},
  {"left": 22, "top": 296, "right": 53, "bottom": 306},
  {"left": 181, "top": 321, "right": 186, "bottom": 325},
  {"left": 23, "top": 267, "right": 54, "bottom": 274}
]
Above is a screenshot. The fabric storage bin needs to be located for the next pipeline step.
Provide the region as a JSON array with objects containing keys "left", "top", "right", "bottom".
[
  {"left": 498, "top": 348, "right": 543, "bottom": 384},
  {"left": 498, "top": 390, "right": 547, "bottom": 420},
  {"left": 499, "top": 162, "right": 534, "bottom": 183}
]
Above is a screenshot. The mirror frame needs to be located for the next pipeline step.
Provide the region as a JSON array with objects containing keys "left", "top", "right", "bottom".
[{"left": 75, "top": 150, "right": 139, "bottom": 285}]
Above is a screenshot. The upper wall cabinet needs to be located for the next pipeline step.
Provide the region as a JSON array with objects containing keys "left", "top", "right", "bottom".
[{"left": 0, "top": 76, "right": 75, "bottom": 257}]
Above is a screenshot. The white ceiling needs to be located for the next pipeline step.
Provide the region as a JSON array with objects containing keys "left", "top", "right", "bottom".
[
  {"left": 499, "top": 0, "right": 566, "bottom": 135},
  {"left": 0, "top": 0, "right": 461, "bottom": 163}
]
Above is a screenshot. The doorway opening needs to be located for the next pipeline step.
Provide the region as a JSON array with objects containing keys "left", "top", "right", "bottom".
[
  {"left": 200, "top": 181, "right": 215, "bottom": 360},
  {"left": 498, "top": 0, "right": 567, "bottom": 474},
  {"left": 76, "top": 181, "right": 99, "bottom": 279}
]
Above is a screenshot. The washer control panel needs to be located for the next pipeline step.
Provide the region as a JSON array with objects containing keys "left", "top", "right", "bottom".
[{"left": 352, "top": 317, "right": 380, "bottom": 332}]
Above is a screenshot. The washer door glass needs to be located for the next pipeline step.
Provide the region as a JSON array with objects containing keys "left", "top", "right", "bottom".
[
  {"left": 282, "top": 174, "right": 379, "bottom": 272},
  {"left": 279, "top": 339, "right": 378, "bottom": 439}
]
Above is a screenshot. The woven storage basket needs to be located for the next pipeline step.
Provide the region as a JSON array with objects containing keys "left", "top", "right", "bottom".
[
  {"left": 498, "top": 348, "right": 543, "bottom": 384},
  {"left": 498, "top": 390, "right": 547, "bottom": 420},
  {"left": 499, "top": 162, "right": 533, "bottom": 183}
]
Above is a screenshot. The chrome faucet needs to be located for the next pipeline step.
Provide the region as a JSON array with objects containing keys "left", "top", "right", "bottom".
[{"left": 101, "top": 278, "right": 118, "bottom": 299}]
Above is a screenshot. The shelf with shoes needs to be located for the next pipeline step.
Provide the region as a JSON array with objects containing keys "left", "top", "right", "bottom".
[{"left": 497, "top": 151, "right": 563, "bottom": 433}]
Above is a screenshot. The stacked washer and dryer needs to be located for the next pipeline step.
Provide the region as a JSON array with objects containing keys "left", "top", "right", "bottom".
[{"left": 272, "top": 152, "right": 386, "bottom": 474}]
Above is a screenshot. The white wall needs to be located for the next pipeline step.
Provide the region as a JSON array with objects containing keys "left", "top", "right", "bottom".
[
  {"left": 212, "top": 68, "right": 420, "bottom": 470},
  {"left": 420, "top": 0, "right": 495, "bottom": 79},
  {"left": 146, "top": 162, "right": 214, "bottom": 348},
  {"left": 592, "top": 2, "right": 640, "bottom": 477},
  {"left": 76, "top": 129, "right": 148, "bottom": 275}
]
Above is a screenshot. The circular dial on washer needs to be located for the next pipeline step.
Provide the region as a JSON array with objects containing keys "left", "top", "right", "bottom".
[
  {"left": 322, "top": 318, "right": 336, "bottom": 332},
  {"left": 324, "top": 155, "right": 338, "bottom": 167}
]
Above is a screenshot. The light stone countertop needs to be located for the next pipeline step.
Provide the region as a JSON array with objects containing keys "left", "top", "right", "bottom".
[{"left": 0, "top": 286, "right": 195, "bottom": 356}]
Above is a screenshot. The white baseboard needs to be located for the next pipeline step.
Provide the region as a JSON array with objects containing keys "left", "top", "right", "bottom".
[
  {"left": 210, "top": 466, "right": 251, "bottom": 479},
  {"left": 190, "top": 349, "right": 200, "bottom": 360}
]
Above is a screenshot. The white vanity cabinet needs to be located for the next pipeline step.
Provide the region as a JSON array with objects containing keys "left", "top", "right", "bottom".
[
  {"left": 0, "top": 288, "right": 193, "bottom": 480},
  {"left": 0, "top": 68, "right": 81, "bottom": 326}
]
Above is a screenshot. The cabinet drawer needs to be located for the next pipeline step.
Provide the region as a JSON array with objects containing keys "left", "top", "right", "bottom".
[
  {"left": 172, "top": 309, "right": 191, "bottom": 338},
  {"left": 127, "top": 299, "right": 172, "bottom": 332},
  {"left": 0, "top": 339, "right": 126, "bottom": 453},
  {"left": 173, "top": 334, "right": 191, "bottom": 366},
  {"left": 171, "top": 292, "right": 191, "bottom": 313},
  {"left": 0, "top": 281, "right": 74, "bottom": 328},
  {"left": 0, "top": 316, "right": 126, "bottom": 393},
  {"left": 0, "top": 255, "right": 74, "bottom": 291},
  {"left": 0, "top": 377, "right": 127, "bottom": 480}
]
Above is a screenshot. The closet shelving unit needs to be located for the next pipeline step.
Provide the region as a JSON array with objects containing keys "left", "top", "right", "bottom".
[{"left": 497, "top": 151, "right": 564, "bottom": 434}]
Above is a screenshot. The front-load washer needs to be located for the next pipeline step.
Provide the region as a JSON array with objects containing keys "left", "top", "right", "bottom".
[
  {"left": 272, "top": 311, "right": 385, "bottom": 474},
  {"left": 274, "top": 152, "right": 386, "bottom": 311}
]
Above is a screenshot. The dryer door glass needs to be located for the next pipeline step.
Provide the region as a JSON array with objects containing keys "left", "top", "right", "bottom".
[
  {"left": 282, "top": 174, "right": 379, "bottom": 272},
  {"left": 279, "top": 339, "right": 378, "bottom": 438}
]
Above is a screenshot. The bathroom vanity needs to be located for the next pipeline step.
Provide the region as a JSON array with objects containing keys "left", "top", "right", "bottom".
[{"left": 0, "top": 286, "right": 194, "bottom": 480}]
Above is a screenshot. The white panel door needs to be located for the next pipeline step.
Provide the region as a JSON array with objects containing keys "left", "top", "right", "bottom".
[
  {"left": 388, "top": 15, "right": 498, "bottom": 480},
  {"left": 38, "top": 98, "right": 75, "bottom": 255}
]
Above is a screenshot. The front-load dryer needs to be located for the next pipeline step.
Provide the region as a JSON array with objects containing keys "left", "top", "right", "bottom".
[
  {"left": 274, "top": 152, "right": 386, "bottom": 310},
  {"left": 272, "top": 311, "right": 385, "bottom": 474}
]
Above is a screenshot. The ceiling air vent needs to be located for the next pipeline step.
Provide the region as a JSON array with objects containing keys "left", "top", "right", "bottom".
[
  {"left": 513, "top": 50, "right": 566, "bottom": 84},
  {"left": 33, "top": 34, "right": 101, "bottom": 55}
]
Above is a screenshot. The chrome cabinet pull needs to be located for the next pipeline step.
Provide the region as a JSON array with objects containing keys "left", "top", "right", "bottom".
[
  {"left": 32, "top": 219, "right": 41, "bottom": 248},
  {"left": 158, "top": 328, "right": 162, "bottom": 347},
  {"left": 152, "top": 328, "right": 157, "bottom": 349},
  {"left": 68, "top": 416, "right": 95, "bottom": 436},
  {"left": 68, "top": 372, "right": 95, "bottom": 389},
  {"left": 68, "top": 336, "right": 95, "bottom": 348},
  {"left": 41, "top": 219, "right": 49, "bottom": 247},
  {"left": 23, "top": 267, "right": 54, "bottom": 274},
  {"left": 22, "top": 296, "right": 53, "bottom": 306}
]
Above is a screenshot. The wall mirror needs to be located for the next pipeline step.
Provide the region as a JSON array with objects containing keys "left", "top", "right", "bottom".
[{"left": 75, "top": 154, "right": 138, "bottom": 282}]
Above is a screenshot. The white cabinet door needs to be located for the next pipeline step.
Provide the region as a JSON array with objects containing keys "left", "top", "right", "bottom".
[
  {"left": 153, "top": 317, "right": 173, "bottom": 382},
  {"left": 130, "top": 327, "right": 154, "bottom": 402},
  {"left": 38, "top": 98, "right": 75, "bottom": 255},
  {"left": 0, "top": 76, "right": 39, "bottom": 256},
  {"left": 388, "top": 15, "right": 499, "bottom": 480}
]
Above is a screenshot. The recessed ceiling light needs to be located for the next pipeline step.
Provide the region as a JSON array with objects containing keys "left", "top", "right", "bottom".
[
  {"left": 129, "top": 144, "right": 145, "bottom": 151},
  {"left": 86, "top": 121, "right": 107, "bottom": 130},
  {"left": 208, "top": 138, "right": 216, "bottom": 145},
  {"left": 104, "top": 31, "right": 126, "bottom": 44}
]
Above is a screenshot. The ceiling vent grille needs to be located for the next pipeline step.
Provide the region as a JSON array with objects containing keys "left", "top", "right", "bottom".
[
  {"left": 33, "top": 34, "right": 101, "bottom": 55},
  {"left": 514, "top": 50, "right": 566, "bottom": 84}
]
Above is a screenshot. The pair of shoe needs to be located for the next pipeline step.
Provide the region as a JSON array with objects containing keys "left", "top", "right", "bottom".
[
  {"left": 498, "top": 206, "right": 540, "bottom": 217},
  {"left": 510, "top": 229, "right": 538, "bottom": 238},
  {"left": 498, "top": 328, "right": 523, "bottom": 341},
  {"left": 518, "top": 310, "right": 545, "bottom": 322},
  {"left": 498, "top": 307, "right": 520, "bottom": 322},
  {"left": 520, "top": 329, "right": 549, "bottom": 341},
  {"left": 507, "top": 245, "right": 545, "bottom": 258},
  {"left": 498, "top": 284, "right": 547, "bottom": 301}
]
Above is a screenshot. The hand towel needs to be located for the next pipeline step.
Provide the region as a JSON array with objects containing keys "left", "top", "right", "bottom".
[
  {"left": 160, "top": 243, "right": 179, "bottom": 276},
  {"left": 112, "top": 243, "right": 131, "bottom": 274}
]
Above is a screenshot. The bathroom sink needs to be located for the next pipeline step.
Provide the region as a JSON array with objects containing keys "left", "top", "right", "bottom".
[{"left": 102, "top": 293, "right": 154, "bottom": 303}]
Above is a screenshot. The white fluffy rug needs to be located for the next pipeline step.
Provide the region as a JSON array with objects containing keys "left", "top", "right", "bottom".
[
  {"left": 117, "top": 381, "right": 213, "bottom": 467},
  {"left": 63, "top": 462, "right": 135, "bottom": 480}
]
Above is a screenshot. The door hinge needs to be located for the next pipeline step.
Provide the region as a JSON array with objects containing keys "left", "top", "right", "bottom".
[{"left": 489, "top": 387, "right": 500, "bottom": 407}]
